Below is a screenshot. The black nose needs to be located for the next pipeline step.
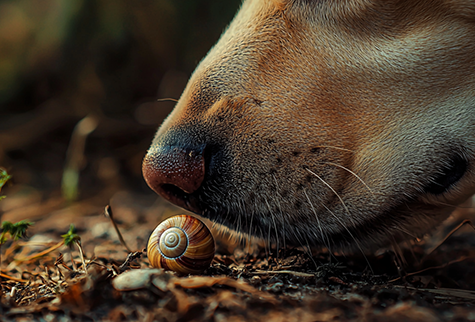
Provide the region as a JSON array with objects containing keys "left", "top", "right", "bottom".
[{"left": 142, "top": 146, "right": 206, "bottom": 208}]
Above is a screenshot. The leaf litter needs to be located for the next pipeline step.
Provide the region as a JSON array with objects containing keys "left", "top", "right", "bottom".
[{"left": 1, "top": 194, "right": 475, "bottom": 321}]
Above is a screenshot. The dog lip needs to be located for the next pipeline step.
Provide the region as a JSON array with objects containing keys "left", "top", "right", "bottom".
[
  {"left": 155, "top": 183, "right": 203, "bottom": 214},
  {"left": 142, "top": 145, "right": 208, "bottom": 213}
]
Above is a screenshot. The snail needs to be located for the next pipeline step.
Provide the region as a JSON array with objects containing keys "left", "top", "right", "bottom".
[{"left": 147, "top": 214, "right": 215, "bottom": 275}]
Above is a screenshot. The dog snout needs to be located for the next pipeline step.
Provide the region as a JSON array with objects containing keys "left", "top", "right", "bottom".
[{"left": 142, "top": 145, "right": 206, "bottom": 206}]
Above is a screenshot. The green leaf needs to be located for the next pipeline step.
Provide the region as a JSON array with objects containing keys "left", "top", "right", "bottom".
[
  {"left": 1, "top": 221, "right": 14, "bottom": 232},
  {"left": 61, "top": 224, "right": 81, "bottom": 247},
  {"left": 11, "top": 220, "right": 33, "bottom": 241},
  {"left": 1, "top": 221, "right": 12, "bottom": 244},
  {"left": 0, "top": 233, "right": 7, "bottom": 245},
  {"left": 0, "top": 220, "right": 33, "bottom": 244},
  {"left": 0, "top": 168, "right": 11, "bottom": 191},
  {"left": 0, "top": 168, "right": 11, "bottom": 201}
]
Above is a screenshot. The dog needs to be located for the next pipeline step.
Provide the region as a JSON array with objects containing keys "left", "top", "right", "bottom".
[{"left": 143, "top": 0, "right": 475, "bottom": 252}]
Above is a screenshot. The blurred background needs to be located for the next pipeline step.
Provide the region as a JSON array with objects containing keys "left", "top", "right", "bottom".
[{"left": 0, "top": 0, "right": 241, "bottom": 252}]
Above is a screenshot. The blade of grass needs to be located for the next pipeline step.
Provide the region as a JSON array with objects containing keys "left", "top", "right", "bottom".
[
  {"left": 104, "top": 205, "right": 132, "bottom": 253},
  {"left": 15, "top": 241, "right": 65, "bottom": 263}
]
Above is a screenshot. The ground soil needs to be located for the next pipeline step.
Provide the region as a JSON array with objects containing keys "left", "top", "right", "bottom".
[{"left": 1, "top": 184, "right": 474, "bottom": 321}]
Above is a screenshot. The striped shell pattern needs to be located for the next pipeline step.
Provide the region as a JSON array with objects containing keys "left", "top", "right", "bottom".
[{"left": 147, "top": 215, "right": 215, "bottom": 275}]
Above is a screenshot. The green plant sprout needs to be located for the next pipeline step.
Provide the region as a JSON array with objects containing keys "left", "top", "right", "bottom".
[
  {"left": 61, "top": 224, "right": 87, "bottom": 272},
  {"left": 61, "top": 224, "right": 81, "bottom": 247},
  {"left": 0, "top": 220, "right": 33, "bottom": 245},
  {"left": 0, "top": 220, "right": 33, "bottom": 271},
  {"left": 0, "top": 168, "right": 11, "bottom": 201}
]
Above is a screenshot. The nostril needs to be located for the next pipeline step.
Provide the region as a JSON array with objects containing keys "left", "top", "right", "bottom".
[
  {"left": 142, "top": 146, "right": 206, "bottom": 198},
  {"left": 161, "top": 183, "right": 188, "bottom": 197},
  {"left": 424, "top": 155, "right": 467, "bottom": 195}
]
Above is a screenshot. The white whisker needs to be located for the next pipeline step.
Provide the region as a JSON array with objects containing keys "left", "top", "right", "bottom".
[
  {"left": 306, "top": 168, "right": 356, "bottom": 227},
  {"left": 303, "top": 189, "right": 331, "bottom": 253},
  {"left": 314, "top": 145, "right": 355, "bottom": 153},
  {"left": 265, "top": 199, "right": 281, "bottom": 257},
  {"left": 301, "top": 233, "right": 318, "bottom": 268},
  {"left": 247, "top": 209, "right": 255, "bottom": 255},
  {"left": 393, "top": 225, "right": 418, "bottom": 239},
  {"left": 324, "top": 161, "right": 375, "bottom": 197},
  {"left": 321, "top": 203, "right": 374, "bottom": 273},
  {"left": 272, "top": 174, "right": 287, "bottom": 250}
]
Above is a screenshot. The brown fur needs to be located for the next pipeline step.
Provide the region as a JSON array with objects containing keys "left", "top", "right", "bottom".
[{"left": 144, "top": 0, "right": 475, "bottom": 251}]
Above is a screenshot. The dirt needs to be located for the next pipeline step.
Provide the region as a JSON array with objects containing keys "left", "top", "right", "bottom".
[{"left": 0, "top": 184, "right": 474, "bottom": 321}]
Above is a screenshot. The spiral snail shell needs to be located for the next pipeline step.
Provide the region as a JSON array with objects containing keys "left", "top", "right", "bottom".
[{"left": 147, "top": 215, "right": 215, "bottom": 275}]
